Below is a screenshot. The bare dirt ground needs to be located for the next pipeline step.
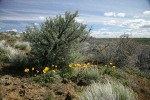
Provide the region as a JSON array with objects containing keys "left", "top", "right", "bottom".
[{"left": 0, "top": 75, "right": 79, "bottom": 100}]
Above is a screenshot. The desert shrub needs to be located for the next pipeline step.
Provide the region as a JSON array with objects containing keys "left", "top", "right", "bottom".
[
  {"left": 65, "top": 44, "right": 86, "bottom": 64},
  {"left": 0, "top": 47, "right": 9, "bottom": 64},
  {"left": 0, "top": 40, "right": 8, "bottom": 64},
  {"left": 80, "top": 38, "right": 106, "bottom": 64},
  {"left": 78, "top": 80, "right": 137, "bottom": 100},
  {"left": 9, "top": 54, "right": 29, "bottom": 71},
  {"left": 136, "top": 47, "right": 150, "bottom": 73},
  {"left": 24, "top": 11, "right": 89, "bottom": 67},
  {"left": 2, "top": 46, "right": 30, "bottom": 70},
  {"left": 98, "top": 36, "right": 142, "bottom": 67}
]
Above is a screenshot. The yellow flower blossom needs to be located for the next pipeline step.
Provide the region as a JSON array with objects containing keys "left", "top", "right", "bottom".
[
  {"left": 42, "top": 67, "right": 49, "bottom": 73},
  {"left": 112, "top": 66, "right": 116, "bottom": 69},
  {"left": 43, "top": 70, "right": 46, "bottom": 74},
  {"left": 44, "top": 67, "right": 49, "bottom": 72},
  {"left": 51, "top": 70, "right": 56, "bottom": 73},
  {"left": 69, "top": 64, "right": 73, "bottom": 68},
  {"left": 24, "top": 68, "right": 29, "bottom": 73},
  {"left": 105, "top": 65, "right": 107, "bottom": 67},
  {"left": 76, "top": 64, "right": 81, "bottom": 67},
  {"left": 32, "top": 67, "right": 34, "bottom": 71}
]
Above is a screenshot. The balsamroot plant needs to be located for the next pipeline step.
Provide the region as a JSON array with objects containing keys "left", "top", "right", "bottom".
[{"left": 24, "top": 11, "right": 89, "bottom": 67}]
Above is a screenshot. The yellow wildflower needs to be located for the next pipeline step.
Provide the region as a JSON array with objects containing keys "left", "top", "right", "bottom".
[
  {"left": 112, "top": 66, "right": 116, "bottom": 69},
  {"left": 76, "top": 64, "right": 81, "bottom": 67},
  {"left": 44, "top": 67, "right": 49, "bottom": 72},
  {"left": 55, "top": 65, "right": 57, "bottom": 68},
  {"left": 24, "top": 68, "right": 29, "bottom": 73},
  {"left": 32, "top": 67, "right": 34, "bottom": 71},
  {"left": 69, "top": 64, "right": 73, "bottom": 68},
  {"left": 105, "top": 65, "right": 107, "bottom": 67},
  {"left": 43, "top": 69, "right": 46, "bottom": 74},
  {"left": 51, "top": 70, "right": 56, "bottom": 73}
]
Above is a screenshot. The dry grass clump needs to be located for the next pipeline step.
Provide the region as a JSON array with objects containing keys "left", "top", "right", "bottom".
[
  {"left": 14, "top": 41, "right": 31, "bottom": 52},
  {"left": 78, "top": 80, "right": 137, "bottom": 100}
]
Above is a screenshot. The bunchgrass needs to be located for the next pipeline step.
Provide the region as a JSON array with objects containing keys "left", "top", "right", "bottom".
[{"left": 78, "top": 80, "right": 137, "bottom": 100}]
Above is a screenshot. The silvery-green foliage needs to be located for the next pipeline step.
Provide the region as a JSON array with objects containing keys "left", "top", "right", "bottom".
[
  {"left": 78, "top": 80, "right": 137, "bottom": 100},
  {"left": 24, "top": 11, "right": 89, "bottom": 66}
]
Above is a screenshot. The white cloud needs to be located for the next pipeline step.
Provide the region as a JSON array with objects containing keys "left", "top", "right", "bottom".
[
  {"left": 99, "top": 28, "right": 107, "bottom": 31},
  {"left": 143, "top": 11, "right": 150, "bottom": 16},
  {"left": 104, "top": 12, "right": 115, "bottom": 17},
  {"left": 103, "top": 18, "right": 150, "bottom": 29},
  {"left": 91, "top": 30, "right": 123, "bottom": 38},
  {"left": 117, "top": 13, "right": 126, "bottom": 17},
  {"left": 6, "top": 29, "right": 18, "bottom": 32},
  {"left": 75, "top": 18, "right": 84, "bottom": 23},
  {"left": 34, "top": 23, "right": 39, "bottom": 26},
  {"left": 104, "top": 12, "right": 126, "bottom": 17},
  {"left": 39, "top": 16, "right": 45, "bottom": 20},
  {"left": 133, "top": 16, "right": 140, "bottom": 18},
  {"left": 91, "top": 29, "right": 150, "bottom": 38},
  {"left": 104, "top": 20, "right": 117, "bottom": 25},
  {"left": 0, "top": 27, "right": 1, "bottom": 30},
  {"left": 122, "top": 19, "right": 150, "bottom": 29}
]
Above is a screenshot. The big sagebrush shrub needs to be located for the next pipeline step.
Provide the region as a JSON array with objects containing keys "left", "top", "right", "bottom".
[{"left": 24, "top": 11, "right": 89, "bottom": 67}]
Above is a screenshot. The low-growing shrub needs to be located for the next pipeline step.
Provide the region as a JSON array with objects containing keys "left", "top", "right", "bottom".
[
  {"left": 0, "top": 47, "right": 9, "bottom": 64},
  {"left": 9, "top": 54, "right": 29, "bottom": 70},
  {"left": 78, "top": 80, "right": 137, "bottom": 100}
]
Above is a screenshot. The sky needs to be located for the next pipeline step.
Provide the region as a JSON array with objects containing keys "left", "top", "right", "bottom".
[{"left": 0, "top": 0, "right": 150, "bottom": 38}]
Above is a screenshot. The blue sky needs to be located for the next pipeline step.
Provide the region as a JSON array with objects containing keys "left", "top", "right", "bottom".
[{"left": 0, "top": 0, "right": 150, "bottom": 38}]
